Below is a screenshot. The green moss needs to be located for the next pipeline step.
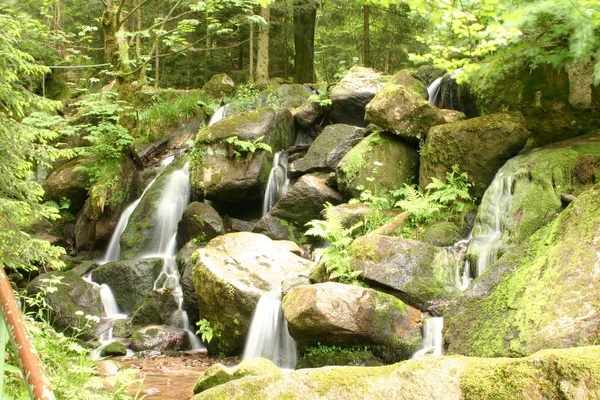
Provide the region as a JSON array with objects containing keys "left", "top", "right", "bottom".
[
  {"left": 312, "top": 365, "right": 395, "bottom": 396},
  {"left": 196, "top": 109, "right": 264, "bottom": 144}
]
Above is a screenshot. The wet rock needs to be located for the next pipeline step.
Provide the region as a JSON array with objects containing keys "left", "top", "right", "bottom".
[
  {"left": 193, "top": 358, "right": 281, "bottom": 394},
  {"left": 177, "top": 242, "right": 202, "bottom": 325},
  {"left": 349, "top": 235, "right": 459, "bottom": 310},
  {"left": 282, "top": 282, "right": 422, "bottom": 363},
  {"left": 252, "top": 214, "right": 303, "bottom": 242},
  {"left": 131, "top": 325, "right": 190, "bottom": 352},
  {"left": 177, "top": 202, "right": 224, "bottom": 248},
  {"left": 421, "top": 221, "right": 464, "bottom": 247},
  {"left": 131, "top": 288, "right": 180, "bottom": 327}
]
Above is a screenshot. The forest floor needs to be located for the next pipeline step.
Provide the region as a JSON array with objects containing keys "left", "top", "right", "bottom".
[{"left": 98, "top": 351, "right": 239, "bottom": 399}]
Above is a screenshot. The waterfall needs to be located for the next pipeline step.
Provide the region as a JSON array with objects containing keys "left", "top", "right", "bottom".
[
  {"left": 262, "top": 151, "right": 290, "bottom": 216},
  {"left": 467, "top": 158, "right": 518, "bottom": 277},
  {"left": 208, "top": 104, "right": 230, "bottom": 126},
  {"left": 140, "top": 162, "right": 204, "bottom": 350},
  {"left": 242, "top": 291, "right": 297, "bottom": 370},
  {"left": 447, "top": 239, "right": 471, "bottom": 291},
  {"left": 412, "top": 317, "right": 444, "bottom": 358},
  {"left": 96, "top": 156, "right": 174, "bottom": 265},
  {"left": 82, "top": 272, "right": 127, "bottom": 343},
  {"left": 427, "top": 77, "right": 443, "bottom": 107}
]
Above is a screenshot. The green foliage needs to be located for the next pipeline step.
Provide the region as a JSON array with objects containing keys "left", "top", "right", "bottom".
[
  {"left": 223, "top": 135, "right": 272, "bottom": 162},
  {"left": 196, "top": 318, "right": 214, "bottom": 343},
  {"left": 426, "top": 164, "right": 474, "bottom": 213},
  {"left": 305, "top": 203, "right": 363, "bottom": 285},
  {"left": 304, "top": 343, "right": 369, "bottom": 356},
  {"left": 225, "top": 83, "right": 261, "bottom": 113}
]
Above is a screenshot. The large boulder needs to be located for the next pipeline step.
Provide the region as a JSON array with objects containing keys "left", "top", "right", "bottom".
[
  {"left": 336, "top": 130, "right": 419, "bottom": 198},
  {"left": 365, "top": 78, "right": 446, "bottom": 142},
  {"left": 252, "top": 214, "right": 304, "bottom": 242},
  {"left": 130, "top": 288, "right": 179, "bottom": 327},
  {"left": 444, "top": 184, "right": 600, "bottom": 357},
  {"left": 193, "top": 358, "right": 281, "bottom": 394},
  {"left": 131, "top": 325, "right": 190, "bottom": 352},
  {"left": 43, "top": 158, "right": 89, "bottom": 214},
  {"left": 264, "top": 84, "right": 312, "bottom": 110},
  {"left": 177, "top": 201, "right": 224, "bottom": 248},
  {"left": 190, "top": 108, "right": 295, "bottom": 201},
  {"left": 192, "top": 232, "right": 314, "bottom": 355},
  {"left": 419, "top": 112, "right": 530, "bottom": 198},
  {"left": 329, "top": 66, "right": 386, "bottom": 127},
  {"left": 282, "top": 283, "right": 422, "bottom": 363},
  {"left": 91, "top": 258, "right": 164, "bottom": 314},
  {"left": 289, "top": 124, "right": 364, "bottom": 176},
  {"left": 349, "top": 235, "right": 459, "bottom": 311},
  {"left": 191, "top": 346, "right": 600, "bottom": 400},
  {"left": 202, "top": 73, "right": 235, "bottom": 98},
  {"left": 26, "top": 271, "right": 104, "bottom": 340}
]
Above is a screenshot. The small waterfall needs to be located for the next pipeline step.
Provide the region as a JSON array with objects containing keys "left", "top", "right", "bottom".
[
  {"left": 262, "top": 151, "right": 290, "bottom": 216},
  {"left": 97, "top": 156, "right": 174, "bottom": 265},
  {"left": 468, "top": 158, "right": 518, "bottom": 276},
  {"left": 447, "top": 239, "right": 471, "bottom": 290},
  {"left": 427, "top": 77, "right": 443, "bottom": 107},
  {"left": 242, "top": 291, "right": 297, "bottom": 370},
  {"left": 208, "top": 104, "right": 230, "bottom": 126},
  {"left": 412, "top": 317, "right": 444, "bottom": 358},
  {"left": 82, "top": 272, "right": 127, "bottom": 343},
  {"left": 142, "top": 162, "right": 204, "bottom": 350}
]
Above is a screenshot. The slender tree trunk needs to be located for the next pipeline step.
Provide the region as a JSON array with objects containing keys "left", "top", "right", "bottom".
[
  {"left": 363, "top": 5, "right": 370, "bottom": 68},
  {"left": 293, "top": 0, "right": 317, "bottom": 84},
  {"left": 136, "top": 6, "right": 147, "bottom": 86},
  {"left": 154, "top": 45, "right": 160, "bottom": 88},
  {"left": 249, "top": 21, "right": 254, "bottom": 83},
  {"left": 102, "top": 1, "right": 134, "bottom": 99},
  {"left": 256, "top": 6, "right": 270, "bottom": 86}
]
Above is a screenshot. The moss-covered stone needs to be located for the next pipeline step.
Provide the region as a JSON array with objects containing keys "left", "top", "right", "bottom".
[
  {"left": 296, "top": 348, "right": 384, "bottom": 369},
  {"left": 100, "top": 341, "right": 128, "bottom": 357},
  {"left": 445, "top": 184, "right": 600, "bottom": 357},
  {"left": 202, "top": 74, "right": 235, "bottom": 98},
  {"left": 43, "top": 158, "right": 89, "bottom": 214},
  {"left": 177, "top": 201, "right": 224, "bottom": 248},
  {"left": 131, "top": 325, "right": 190, "bottom": 352},
  {"left": 421, "top": 221, "right": 464, "bottom": 247},
  {"left": 194, "top": 358, "right": 282, "bottom": 394},
  {"left": 252, "top": 215, "right": 304, "bottom": 243},
  {"left": 192, "top": 346, "right": 600, "bottom": 400},
  {"left": 337, "top": 131, "right": 418, "bottom": 198},
  {"left": 130, "top": 288, "right": 179, "bottom": 327}
]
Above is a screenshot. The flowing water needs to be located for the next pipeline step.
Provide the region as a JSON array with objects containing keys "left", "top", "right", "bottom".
[
  {"left": 262, "top": 151, "right": 290, "bottom": 216},
  {"left": 242, "top": 291, "right": 297, "bottom": 370},
  {"left": 427, "top": 77, "right": 443, "bottom": 107},
  {"left": 412, "top": 317, "right": 444, "bottom": 358},
  {"left": 82, "top": 272, "right": 127, "bottom": 344},
  {"left": 208, "top": 104, "right": 230, "bottom": 126}
]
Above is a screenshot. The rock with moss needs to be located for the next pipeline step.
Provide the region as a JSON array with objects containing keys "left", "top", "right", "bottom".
[
  {"left": 131, "top": 325, "right": 190, "bottom": 352},
  {"left": 330, "top": 66, "right": 387, "bottom": 127},
  {"left": 268, "top": 174, "right": 344, "bottom": 227},
  {"left": 296, "top": 347, "right": 384, "bottom": 369},
  {"left": 445, "top": 184, "right": 600, "bottom": 357},
  {"left": 419, "top": 112, "right": 530, "bottom": 199},
  {"left": 91, "top": 258, "right": 164, "bottom": 314},
  {"left": 252, "top": 214, "right": 304, "bottom": 242},
  {"left": 289, "top": 124, "right": 364, "bottom": 177},
  {"left": 365, "top": 79, "right": 446, "bottom": 142},
  {"left": 293, "top": 98, "right": 330, "bottom": 131},
  {"left": 43, "top": 158, "right": 89, "bottom": 214},
  {"left": 349, "top": 235, "right": 459, "bottom": 310},
  {"left": 192, "top": 232, "right": 314, "bottom": 355},
  {"left": 176, "top": 241, "right": 203, "bottom": 325},
  {"left": 191, "top": 346, "right": 600, "bottom": 399},
  {"left": 263, "top": 84, "right": 312, "bottom": 110},
  {"left": 100, "top": 341, "right": 128, "bottom": 357},
  {"left": 336, "top": 131, "right": 419, "bottom": 198},
  {"left": 26, "top": 271, "right": 103, "bottom": 340},
  {"left": 130, "top": 288, "right": 179, "bottom": 327},
  {"left": 421, "top": 221, "right": 464, "bottom": 247},
  {"left": 282, "top": 283, "right": 422, "bottom": 363},
  {"left": 194, "top": 357, "right": 281, "bottom": 394},
  {"left": 177, "top": 201, "right": 224, "bottom": 248},
  {"left": 202, "top": 74, "right": 235, "bottom": 98},
  {"left": 191, "top": 108, "right": 294, "bottom": 202}
]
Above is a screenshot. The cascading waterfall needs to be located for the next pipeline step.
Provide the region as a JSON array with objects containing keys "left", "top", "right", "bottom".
[
  {"left": 262, "top": 151, "right": 290, "bottom": 216},
  {"left": 82, "top": 273, "right": 127, "bottom": 343},
  {"left": 208, "top": 104, "right": 230, "bottom": 126},
  {"left": 242, "top": 291, "right": 297, "bottom": 370},
  {"left": 467, "top": 157, "right": 518, "bottom": 277},
  {"left": 427, "top": 77, "right": 443, "bottom": 107},
  {"left": 412, "top": 317, "right": 444, "bottom": 358},
  {"left": 448, "top": 239, "right": 471, "bottom": 291}
]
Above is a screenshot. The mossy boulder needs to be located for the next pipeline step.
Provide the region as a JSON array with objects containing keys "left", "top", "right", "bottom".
[
  {"left": 296, "top": 348, "right": 384, "bottom": 369},
  {"left": 421, "top": 221, "right": 464, "bottom": 247},
  {"left": 193, "top": 357, "right": 281, "bottom": 394},
  {"left": 131, "top": 325, "right": 190, "bottom": 352},
  {"left": 177, "top": 201, "right": 224, "bottom": 248},
  {"left": 100, "top": 341, "right": 128, "bottom": 357},
  {"left": 336, "top": 131, "right": 418, "bottom": 198},
  {"left": 329, "top": 66, "right": 386, "bottom": 127},
  {"left": 176, "top": 241, "right": 203, "bottom": 325},
  {"left": 91, "top": 258, "right": 164, "bottom": 314},
  {"left": 263, "top": 84, "right": 312, "bottom": 110},
  {"left": 445, "top": 184, "right": 600, "bottom": 357},
  {"left": 191, "top": 346, "right": 600, "bottom": 399},
  {"left": 202, "top": 73, "right": 235, "bottom": 98},
  {"left": 293, "top": 98, "right": 330, "bottom": 131},
  {"left": 130, "top": 288, "right": 179, "bottom": 327},
  {"left": 349, "top": 235, "right": 459, "bottom": 310},
  {"left": 282, "top": 283, "right": 422, "bottom": 363},
  {"left": 43, "top": 158, "right": 89, "bottom": 214},
  {"left": 190, "top": 108, "right": 294, "bottom": 201},
  {"left": 26, "top": 271, "right": 103, "bottom": 340},
  {"left": 365, "top": 81, "right": 446, "bottom": 142},
  {"left": 252, "top": 214, "right": 304, "bottom": 242},
  {"left": 419, "top": 112, "right": 530, "bottom": 199},
  {"left": 192, "top": 232, "right": 314, "bottom": 355},
  {"left": 289, "top": 124, "right": 364, "bottom": 176}
]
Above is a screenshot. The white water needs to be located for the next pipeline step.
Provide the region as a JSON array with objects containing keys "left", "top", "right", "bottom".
[
  {"left": 141, "top": 162, "right": 204, "bottom": 350},
  {"left": 82, "top": 272, "right": 127, "bottom": 343},
  {"left": 468, "top": 158, "right": 518, "bottom": 276},
  {"left": 427, "top": 77, "right": 443, "bottom": 107},
  {"left": 208, "top": 104, "right": 230, "bottom": 126},
  {"left": 262, "top": 151, "right": 290, "bottom": 216},
  {"left": 412, "top": 317, "right": 444, "bottom": 358},
  {"left": 447, "top": 239, "right": 471, "bottom": 291},
  {"left": 96, "top": 156, "right": 174, "bottom": 265},
  {"left": 242, "top": 291, "right": 297, "bottom": 370}
]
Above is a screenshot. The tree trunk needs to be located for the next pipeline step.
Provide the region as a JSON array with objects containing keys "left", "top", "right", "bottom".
[
  {"left": 256, "top": 6, "right": 270, "bottom": 86},
  {"left": 136, "top": 6, "right": 147, "bottom": 86},
  {"left": 363, "top": 5, "right": 370, "bottom": 68},
  {"left": 154, "top": 45, "right": 160, "bottom": 88},
  {"left": 102, "top": 2, "right": 134, "bottom": 99},
  {"left": 249, "top": 21, "right": 254, "bottom": 83},
  {"left": 293, "top": 0, "right": 317, "bottom": 84}
]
